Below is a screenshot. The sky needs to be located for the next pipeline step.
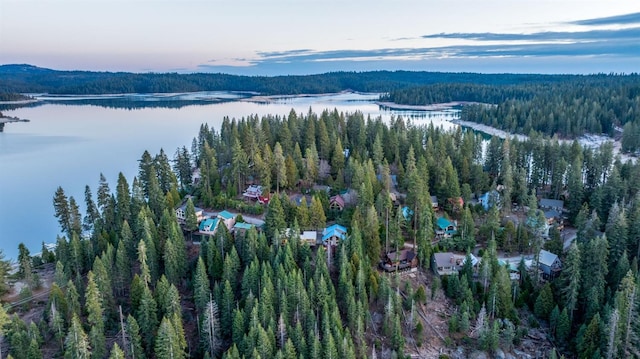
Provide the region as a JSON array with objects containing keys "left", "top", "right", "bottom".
[{"left": 1, "top": 0, "right": 639, "bottom": 75}]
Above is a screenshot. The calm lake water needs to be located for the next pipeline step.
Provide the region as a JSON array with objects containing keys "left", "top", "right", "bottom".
[{"left": 0, "top": 92, "right": 459, "bottom": 260}]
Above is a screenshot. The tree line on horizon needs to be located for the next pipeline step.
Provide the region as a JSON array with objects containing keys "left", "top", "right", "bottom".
[
  {"left": 0, "top": 64, "right": 590, "bottom": 96},
  {"left": 1, "top": 106, "right": 640, "bottom": 357},
  {"left": 383, "top": 75, "right": 640, "bottom": 147}
]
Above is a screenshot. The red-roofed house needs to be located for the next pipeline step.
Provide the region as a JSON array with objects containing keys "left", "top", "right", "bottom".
[{"left": 329, "top": 195, "right": 345, "bottom": 211}]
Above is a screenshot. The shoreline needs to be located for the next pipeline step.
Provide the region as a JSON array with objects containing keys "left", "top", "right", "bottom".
[
  {"left": 0, "top": 99, "right": 39, "bottom": 105},
  {"left": 453, "top": 119, "right": 637, "bottom": 164},
  {"left": 376, "top": 101, "right": 488, "bottom": 111}
]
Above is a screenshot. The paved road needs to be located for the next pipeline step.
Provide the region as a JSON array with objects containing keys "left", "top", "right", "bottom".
[{"left": 562, "top": 228, "right": 578, "bottom": 251}]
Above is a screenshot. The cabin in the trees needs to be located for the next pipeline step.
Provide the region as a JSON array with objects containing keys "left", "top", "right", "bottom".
[
  {"left": 498, "top": 259, "right": 521, "bottom": 281},
  {"left": 436, "top": 217, "right": 457, "bottom": 238},
  {"left": 402, "top": 206, "right": 413, "bottom": 221},
  {"left": 448, "top": 196, "right": 464, "bottom": 212},
  {"left": 478, "top": 190, "right": 501, "bottom": 211},
  {"left": 233, "top": 222, "right": 254, "bottom": 235},
  {"left": 191, "top": 168, "right": 201, "bottom": 185},
  {"left": 526, "top": 209, "right": 550, "bottom": 238},
  {"left": 430, "top": 196, "right": 439, "bottom": 210},
  {"left": 291, "top": 194, "right": 313, "bottom": 207},
  {"left": 329, "top": 195, "right": 345, "bottom": 211},
  {"left": 432, "top": 252, "right": 479, "bottom": 276},
  {"left": 540, "top": 198, "right": 565, "bottom": 229},
  {"left": 217, "top": 210, "right": 236, "bottom": 231},
  {"left": 175, "top": 203, "right": 204, "bottom": 223},
  {"left": 379, "top": 249, "right": 418, "bottom": 272},
  {"left": 243, "top": 185, "right": 263, "bottom": 199},
  {"left": 322, "top": 224, "right": 347, "bottom": 247},
  {"left": 301, "top": 230, "right": 319, "bottom": 246},
  {"left": 283, "top": 228, "right": 319, "bottom": 246},
  {"left": 243, "top": 185, "right": 270, "bottom": 204},
  {"left": 539, "top": 198, "right": 565, "bottom": 212},
  {"left": 537, "top": 249, "right": 562, "bottom": 281},
  {"left": 199, "top": 218, "right": 219, "bottom": 234}
]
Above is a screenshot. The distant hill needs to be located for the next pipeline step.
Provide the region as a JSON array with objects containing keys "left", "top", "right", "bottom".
[{"left": 0, "top": 64, "right": 580, "bottom": 95}]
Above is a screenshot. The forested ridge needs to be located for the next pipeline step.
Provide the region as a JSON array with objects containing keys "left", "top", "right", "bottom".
[
  {"left": 382, "top": 75, "right": 640, "bottom": 142},
  {"left": 1, "top": 107, "right": 640, "bottom": 358},
  {"left": 0, "top": 64, "right": 579, "bottom": 96}
]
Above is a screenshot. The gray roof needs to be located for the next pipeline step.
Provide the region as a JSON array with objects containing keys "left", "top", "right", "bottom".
[
  {"left": 540, "top": 198, "right": 564, "bottom": 209},
  {"left": 539, "top": 249, "right": 559, "bottom": 267},
  {"left": 433, "top": 252, "right": 478, "bottom": 268}
]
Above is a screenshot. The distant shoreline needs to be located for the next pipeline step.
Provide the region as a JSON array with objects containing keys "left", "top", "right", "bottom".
[
  {"left": 376, "top": 101, "right": 486, "bottom": 111},
  {"left": 0, "top": 99, "right": 39, "bottom": 105}
]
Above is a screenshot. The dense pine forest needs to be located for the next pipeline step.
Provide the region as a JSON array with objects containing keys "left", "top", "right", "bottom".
[
  {"left": 382, "top": 75, "right": 640, "bottom": 146},
  {"left": 1, "top": 106, "right": 640, "bottom": 358},
  {"left": 0, "top": 64, "right": 580, "bottom": 95}
]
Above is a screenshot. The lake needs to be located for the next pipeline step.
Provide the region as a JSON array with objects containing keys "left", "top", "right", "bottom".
[{"left": 0, "top": 92, "right": 460, "bottom": 260}]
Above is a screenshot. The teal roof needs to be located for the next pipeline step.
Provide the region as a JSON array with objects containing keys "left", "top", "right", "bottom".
[
  {"left": 322, "top": 224, "right": 347, "bottom": 244},
  {"left": 199, "top": 218, "right": 219, "bottom": 232},
  {"left": 402, "top": 206, "right": 413, "bottom": 220},
  {"left": 234, "top": 222, "right": 254, "bottom": 230},
  {"left": 218, "top": 210, "right": 235, "bottom": 220},
  {"left": 437, "top": 217, "right": 452, "bottom": 230},
  {"left": 322, "top": 229, "right": 347, "bottom": 243},
  {"left": 323, "top": 224, "right": 347, "bottom": 236}
]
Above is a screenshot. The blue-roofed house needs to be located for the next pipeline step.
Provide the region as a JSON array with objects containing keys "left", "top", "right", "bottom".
[
  {"left": 322, "top": 224, "right": 347, "bottom": 247},
  {"left": 436, "top": 217, "right": 457, "bottom": 238},
  {"left": 402, "top": 206, "right": 413, "bottom": 221},
  {"left": 217, "top": 210, "right": 236, "bottom": 231},
  {"left": 478, "top": 190, "right": 500, "bottom": 211},
  {"left": 199, "top": 218, "right": 219, "bottom": 234},
  {"left": 233, "top": 222, "right": 254, "bottom": 235}
]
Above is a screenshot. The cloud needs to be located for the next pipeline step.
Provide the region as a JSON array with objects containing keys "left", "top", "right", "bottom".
[
  {"left": 571, "top": 12, "right": 640, "bottom": 26},
  {"left": 198, "top": 11, "right": 640, "bottom": 75},
  {"left": 421, "top": 27, "right": 640, "bottom": 42}
]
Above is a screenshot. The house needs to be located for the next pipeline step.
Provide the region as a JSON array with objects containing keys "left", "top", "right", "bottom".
[
  {"left": 402, "top": 206, "right": 413, "bottom": 221},
  {"left": 376, "top": 174, "right": 398, "bottom": 189},
  {"left": 432, "top": 252, "right": 479, "bottom": 276},
  {"left": 478, "top": 190, "right": 500, "bottom": 211},
  {"left": 301, "top": 231, "right": 319, "bottom": 246},
  {"left": 540, "top": 198, "right": 564, "bottom": 212},
  {"left": 379, "top": 249, "right": 418, "bottom": 272},
  {"left": 526, "top": 209, "right": 550, "bottom": 238},
  {"left": 312, "top": 184, "right": 331, "bottom": 193},
  {"left": 430, "top": 196, "right": 439, "bottom": 210},
  {"left": 498, "top": 259, "right": 521, "bottom": 281},
  {"left": 243, "top": 185, "right": 263, "bottom": 199},
  {"left": 329, "top": 195, "right": 345, "bottom": 211},
  {"left": 448, "top": 197, "right": 464, "bottom": 212},
  {"left": 538, "top": 249, "right": 562, "bottom": 280},
  {"left": 290, "top": 194, "right": 313, "bottom": 207},
  {"left": 199, "top": 218, "right": 219, "bottom": 234},
  {"left": 217, "top": 210, "right": 236, "bottom": 231},
  {"left": 544, "top": 209, "right": 564, "bottom": 229},
  {"left": 175, "top": 203, "right": 205, "bottom": 222},
  {"left": 436, "top": 217, "right": 457, "bottom": 238},
  {"left": 322, "top": 224, "right": 347, "bottom": 247},
  {"left": 233, "top": 222, "right": 254, "bottom": 234},
  {"left": 192, "top": 168, "right": 201, "bottom": 185}
]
